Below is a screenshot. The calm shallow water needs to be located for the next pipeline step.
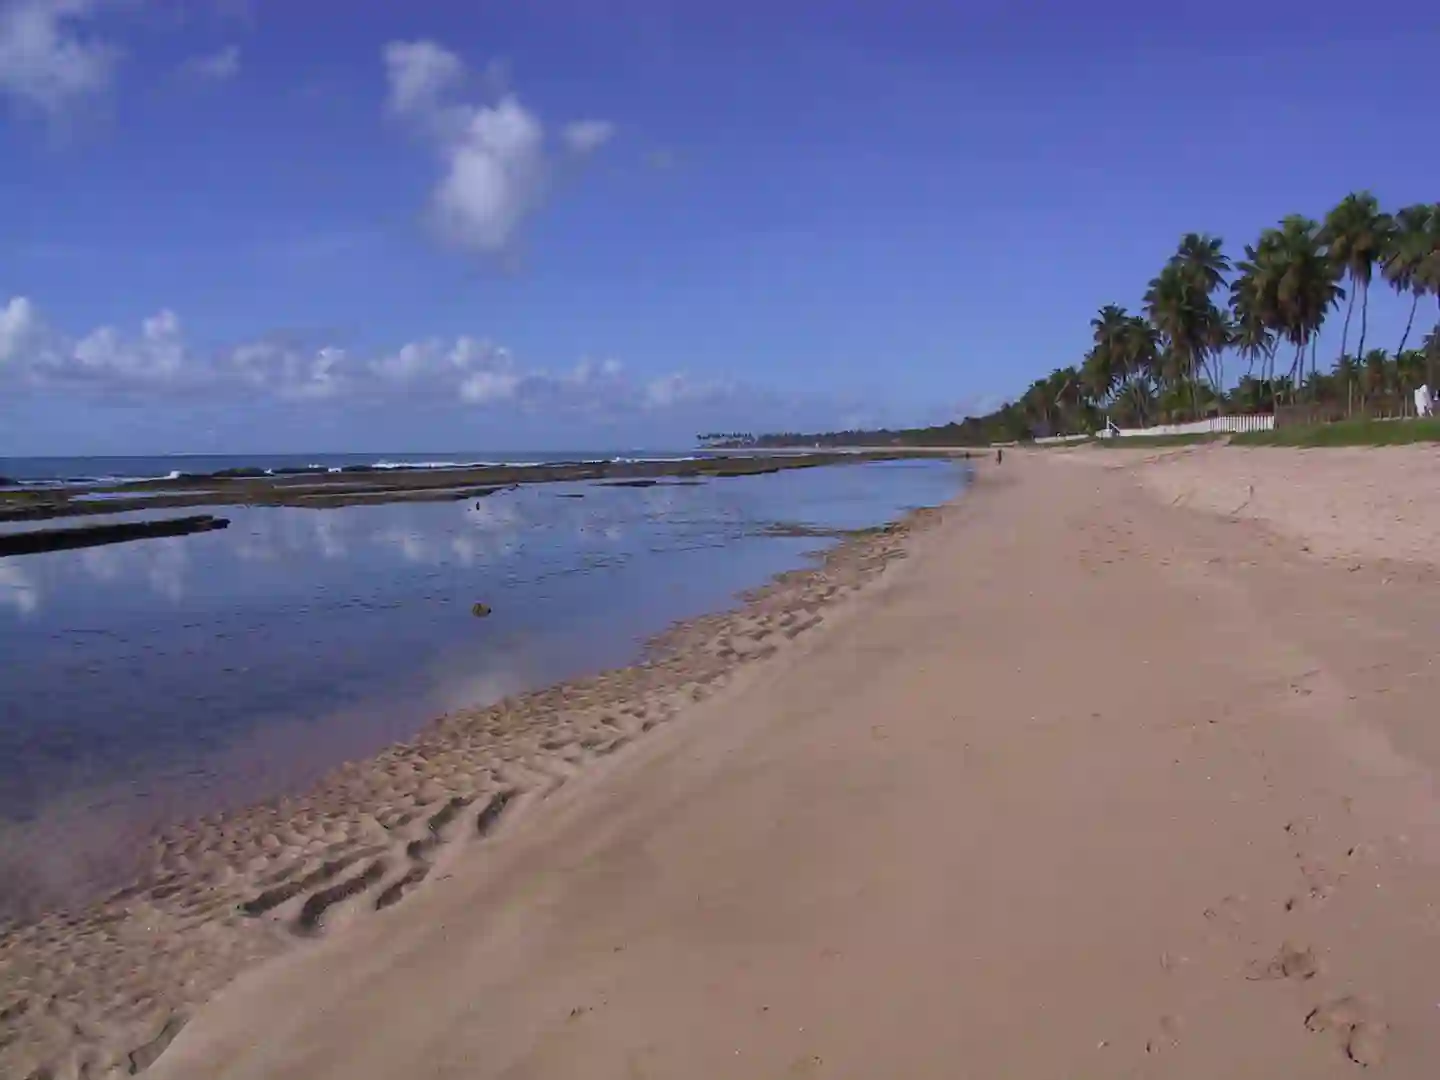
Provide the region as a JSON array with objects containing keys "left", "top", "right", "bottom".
[{"left": 0, "top": 460, "right": 962, "bottom": 910}]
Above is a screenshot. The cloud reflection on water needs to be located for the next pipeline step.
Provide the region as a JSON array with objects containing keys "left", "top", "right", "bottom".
[
  {"left": 0, "top": 562, "right": 39, "bottom": 615},
  {"left": 0, "top": 485, "right": 648, "bottom": 618}
]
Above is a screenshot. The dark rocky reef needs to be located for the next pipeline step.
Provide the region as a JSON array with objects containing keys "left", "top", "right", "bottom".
[{"left": 0, "top": 514, "right": 230, "bottom": 556}]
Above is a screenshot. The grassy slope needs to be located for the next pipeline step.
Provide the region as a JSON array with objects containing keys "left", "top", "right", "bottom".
[{"left": 1232, "top": 418, "right": 1440, "bottom": 447}]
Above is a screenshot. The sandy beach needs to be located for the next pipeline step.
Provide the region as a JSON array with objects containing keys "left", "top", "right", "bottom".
[{"left": 7, "top": 444, "right": 1440, "bottom": 1077}]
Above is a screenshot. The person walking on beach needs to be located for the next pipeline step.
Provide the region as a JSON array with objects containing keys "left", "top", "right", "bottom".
[{"left": 995, "top": 447, "right": 1003, "bottom": 465}]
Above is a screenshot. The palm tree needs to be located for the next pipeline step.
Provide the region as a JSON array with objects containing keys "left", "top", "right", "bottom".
[
  {"left": 1112, "top": 378, "right": 1156, "bottom": 428},
  {"left": 1019, "top": 377, "right": 1056, "bottom": 436},
  {"left": 1320, "top": 192, "right": 1394, "bottom": 363},
  {"left": 1230, "top": 375, "right": 1268, "bottom": 412},
  {"left": 1427, "top": 328, "right": 1440, "bottom": 393},
  {"left": 1145, "top": 266, "right": 1199, "bottom": 415},
  {"left": 1083, "top": 305, "right": 1129, "bottom": 405},
  {"left": 1396, "top": 349, "right": 1427, "bottom": 411},
  {"left": 1174, "top": 232, "right": 1231, "bottom": 294},
  {"left": 1120, "top": 314, "right": 1160, "bottom": 388},
  {"left": 1153, "top": 378, "right": 1189, "bottom": 424},
  {"left": 1334, "top": 353, "right": 1360, "bottom": 416},
  {"left": 1172, "top": 233, "right": 1234, "bottom": 390},
  {"left": 1414, "top": 210, "right": 1440, "bottom": 390},
  {"left": 1229, "top": 245, "right": 1279, "bottom": 405},
  {"left": 1254, "top": 216, "right": 1344, "bottom": 397},
  {"left": 1360, "top": 348, "right": 1391, "bottom": 410},
  {"left": 1384, "top": 204, "right": 1438, "bottom": 354},
  {"left": 1047, "top": 366, "right": 1092, "bottom": 434},
  {"left": 1083, "top": 305, "right": 1158, "bottom": 415}
]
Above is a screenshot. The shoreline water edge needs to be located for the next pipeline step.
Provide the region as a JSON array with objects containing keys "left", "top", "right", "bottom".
[
  {"left": 0, "top": 450, "right": 949, "bottom": 523},
  {"left": 0, "top": 469, "right": 964, "bottom": 1078}
]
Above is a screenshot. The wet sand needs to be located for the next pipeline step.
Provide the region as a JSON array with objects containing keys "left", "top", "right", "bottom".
[{"left": 10, "top": 446, "right": 1440, "bottom": 1078}]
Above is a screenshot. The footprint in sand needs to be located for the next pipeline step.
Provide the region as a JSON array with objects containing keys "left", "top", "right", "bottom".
[
  {"left": 1246, "top": 941, "right": 1319, "bottom": 982},
  {"left": 1305, "top": 996, "right": 1388, "bottom": 1067},
  {"left": 1144, "top": 1014, "right": 1182, "bottom": 1055}
]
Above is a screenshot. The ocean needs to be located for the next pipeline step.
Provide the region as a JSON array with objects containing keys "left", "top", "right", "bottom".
[
  {"left": 0, "top": 450, "right": 705, "bottom": 487},
  {"left": 0, "top": 454, "right": 964, "bottom": 913}
]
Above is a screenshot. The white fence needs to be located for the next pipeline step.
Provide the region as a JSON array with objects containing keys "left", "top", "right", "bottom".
[
  {"left": 1100, "top": 414, "right": 1275, "bottom": 439},
  {"left": 1031, "top": 414, "right": 1275, "bottom": 444}
]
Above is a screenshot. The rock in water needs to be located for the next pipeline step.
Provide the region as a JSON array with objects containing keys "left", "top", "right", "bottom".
[{"left": 472, "top": 602, "right": 493, "bottom": 618}]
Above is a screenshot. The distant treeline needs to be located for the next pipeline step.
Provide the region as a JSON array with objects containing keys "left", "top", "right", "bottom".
[
  {"left": 700, "top": 417, "right": 1019, "bottom": 449},
  {"left": 711, "top": 193, "right": 1440, "bottom": 448}
]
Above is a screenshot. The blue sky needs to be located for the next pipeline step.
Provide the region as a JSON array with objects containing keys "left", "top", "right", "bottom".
[{"left": 1, "top": 0, "right": 1436, "bottom": 455}]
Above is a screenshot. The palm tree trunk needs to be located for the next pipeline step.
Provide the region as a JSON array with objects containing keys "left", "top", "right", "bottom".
[
  {"left": 1398, "top": 292, "right": 1419, "bottom": 354},
  {"left": 1429, "top": 298, "right": 1440, "bottom": 392},
  {"left": 1188, "top": 352, "right": 1198, "bottom": 421},
  {"left": 1339, "top": 281, "right": 1355, "bottom": 362},
  {"left": 1357, "top": 278, "right": 1369, "bottom": 360},
  {"left": 1267, "top": 347, "right": 1277, "bottom": 412}
]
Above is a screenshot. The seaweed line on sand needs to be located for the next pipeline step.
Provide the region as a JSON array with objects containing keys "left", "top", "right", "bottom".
[{"left": 0, "top": 502, "right": 948, "bottom": 1079}]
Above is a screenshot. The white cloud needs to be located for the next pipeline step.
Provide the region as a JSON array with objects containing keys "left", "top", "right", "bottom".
[
  {"left": 460, "top": 369, "right": 521, "bottom": 404},
  {"left": 432, "top": 95, "right": 546, "bottom": 254},
  {"left": 561, "top": 119, "right": 614, "bottom": 155},
  {"left": 643, "top": 372, "right": 729, "bottom": 409},
  {"left": 383, "top": 39, "right": 612, "bottom": 255},
  {"left": 383, "top": 39, "right": 464, "bottom": 118},
  {"left": 370, "top": 335, "right": 523, "bottom": 404},
  {"left": 0, "top": 295, "right": 43, "bottom": 362},
  {"left": 73, "top": 308, "right": 185, "bottom": 385},
  {"left": 0, "top": 295, "right": 731, "bottom": 419},
  {"left": 0, "top": 0, "right": 119, "bottom": 121},
  {"left": 180, "top": 43, "right": 239, "bottom": 82}
]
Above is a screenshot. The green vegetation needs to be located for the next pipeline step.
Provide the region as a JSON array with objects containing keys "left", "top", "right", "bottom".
[
  {"left": 712, "top": 420, "right": 1011, "bottom": 449},
  {"left": 1015, "top": 195, "right": 1439, "bottom": 437},
  {"left": 1232, "top": 417, "right": 1440, "bottom": 447},
  {"left": 716, "top": 196, "right": 1440, "bottom": 449},
  {"left": 1086, "top": 433, "right": 1226, "bottom": 449}
]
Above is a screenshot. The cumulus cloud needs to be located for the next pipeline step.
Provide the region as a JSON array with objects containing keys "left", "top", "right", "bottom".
[
  {"left": 0, "top": 295, "right": 735, "bottom": 419},
  {"left": 643, "top": 372, "right": 730, "bottom": 410},
  {"left": 74, "top": 308, "right": 185, "bottom": 384},
  {"left": 431, "top": 95, "right": 547, "bottom": 253},
  {"left": 179, "top": 43, "right": 238, "bottom": 82},
  {"left": 383, "top": 39, "right": 613, "bottom": 255},
  {"left": 0, "top": 0, "right": 119, "bottom": 121},
  {"left": 561, "top": 119, "right": 614, "bottom": 155},
  {"left": 383, "top": 39, "right": 463, "bottom": 118},
  {"left": 0, "top": 296, "right": 43, "bottom": 361}
]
